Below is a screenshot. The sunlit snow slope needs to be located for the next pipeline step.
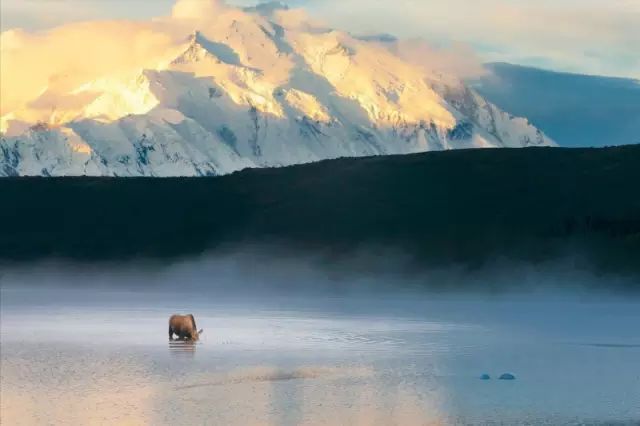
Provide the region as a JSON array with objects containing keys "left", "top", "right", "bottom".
[{"left": 0, "top": 0, "right": 554, "bottom": 177}]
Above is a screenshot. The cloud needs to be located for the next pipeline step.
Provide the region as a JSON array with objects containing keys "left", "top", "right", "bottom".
[
  {"left": 271, "top": 7, "right": 326, "bottom": 31},
  {"left": 0, "top": 0, "right": 175, "bottom": 30},
  {"left": 171, "top": 0, "right": 230, "bottom": 19},
  {"left": 294, "top": 0, "right": 640, "bottom": 79},
  {"left": 390, "top": 39, "right": 486, "bottom": 80},
  {"left": 0, "top": 21, "right": 180, "bottom": 115},
  {"left": 1, "top": 0, "right": 637, "bottom": 78},
  {"left": 0, "top": 0, "right": 485, "bottom": 119}
]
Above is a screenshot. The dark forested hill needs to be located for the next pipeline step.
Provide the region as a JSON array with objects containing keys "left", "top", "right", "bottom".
[{"left": 1, "top": 145, "right": 639, "bottom": 275}]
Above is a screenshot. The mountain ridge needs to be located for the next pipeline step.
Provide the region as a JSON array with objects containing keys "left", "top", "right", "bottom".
[
  {"left": 1, "top": 1, "right": 554, "bottom": 177},
  {"left": 473, "top": 62, "right": 640, "bottom": 147}
]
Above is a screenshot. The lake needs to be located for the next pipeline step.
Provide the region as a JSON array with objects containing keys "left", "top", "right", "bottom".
[{"left": 1, "top": 279, "right": 639, "bottom": 425}]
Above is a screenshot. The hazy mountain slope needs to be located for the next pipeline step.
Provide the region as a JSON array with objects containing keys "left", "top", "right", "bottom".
[
  {"left": 474, "top": 63, "right": 640, "bottom": 147},
  {"left": 2, "top": 145, "right": 639, "bottom": 276},
  {"left": 0, "top": 2, "right": 553, "bottom": 177}
]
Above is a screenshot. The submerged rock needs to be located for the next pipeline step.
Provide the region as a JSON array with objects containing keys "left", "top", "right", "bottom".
[
  {"left": 499, "top": 373, "right": 516, "bottom": 380},
  {"left": 480, "top": 374, "right": 491, "bottom": 380}
]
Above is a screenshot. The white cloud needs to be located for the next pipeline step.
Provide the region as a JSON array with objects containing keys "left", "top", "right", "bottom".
[
  {"left": 171, "top": 0, "right": 230, "bottom": 19},
  {"left": 390, "top": 39, "right": 486, "bottom": 80},
  {"left": 295, "top": 0, "right": 640, "bottom": 79},
  {"left": 0, "top": 20, "right": 180, "bottom": 115},
  {"left": 0, "top": 0, "right": 171, "bottom": 30},
  {"left": 1, "top": 0, "right": 637, "bottom": 78}
]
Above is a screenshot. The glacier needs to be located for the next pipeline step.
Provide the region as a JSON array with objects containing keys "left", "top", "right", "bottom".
[{"left": 0, "top": 1, "right": 554, "bottom": 177}]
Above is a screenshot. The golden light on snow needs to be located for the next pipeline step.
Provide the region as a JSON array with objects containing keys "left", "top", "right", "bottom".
[
  {"left": 73, "top": 76, "right": 161, "bottom": 121},
  {"left": 0, "top": 0, "right": 461, "bottom": 131},
  {"left": 0, "top": 0, "right": 554, "bottom": 176},
  {"left": 61, "top": 128, "right": 93, "bottom": 155},
  {"left": 284, "top": 89, "right": 332, "bottom": 123}
]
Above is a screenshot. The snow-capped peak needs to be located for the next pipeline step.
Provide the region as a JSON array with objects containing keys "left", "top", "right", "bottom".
[{"left": 0, "top": 0, "right": 554, "bottom": 177}]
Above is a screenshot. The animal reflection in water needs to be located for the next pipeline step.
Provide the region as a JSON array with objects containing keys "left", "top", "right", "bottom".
[{"left": 169, "top": 339, "right": 198, "bottom": 357}]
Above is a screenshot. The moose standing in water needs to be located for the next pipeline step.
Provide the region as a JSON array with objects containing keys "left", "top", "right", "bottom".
[{"left": 168, "top": 314, "right": 203, "bottom": 341}]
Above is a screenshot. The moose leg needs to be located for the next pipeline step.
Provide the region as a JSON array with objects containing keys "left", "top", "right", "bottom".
[{"left": 168, "top": 326, "right": 174, "bottom": 341}]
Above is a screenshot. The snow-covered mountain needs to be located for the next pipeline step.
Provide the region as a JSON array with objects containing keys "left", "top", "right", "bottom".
[{"left": 0, "top": 0, "right": 554, "bottom": 177}]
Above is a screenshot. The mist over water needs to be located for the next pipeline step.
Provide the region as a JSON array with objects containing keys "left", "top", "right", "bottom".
[{"left": 2, "top": 250, "right": 639, "bottom": 424}]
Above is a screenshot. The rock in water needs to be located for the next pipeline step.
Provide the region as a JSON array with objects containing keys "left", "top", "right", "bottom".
[
  {"left": 480, "top": 374, "right": 491, "bottom": 380},
  {"left": 499, "top": 373, "right": 516, "bottom": 380}
]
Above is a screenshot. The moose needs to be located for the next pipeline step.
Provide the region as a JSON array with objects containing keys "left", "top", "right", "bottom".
[{"left": 168, "top": 314, "right": 203, "bottom": 341}]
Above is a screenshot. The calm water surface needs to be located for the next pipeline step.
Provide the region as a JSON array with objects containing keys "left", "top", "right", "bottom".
[{"left": 1, "top": 286, "right": 639, "bottom": 425}]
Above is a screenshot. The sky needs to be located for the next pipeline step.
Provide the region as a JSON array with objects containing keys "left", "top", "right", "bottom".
[{"left": 1, "top": 0, "right": 638, "bottom": 79}]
